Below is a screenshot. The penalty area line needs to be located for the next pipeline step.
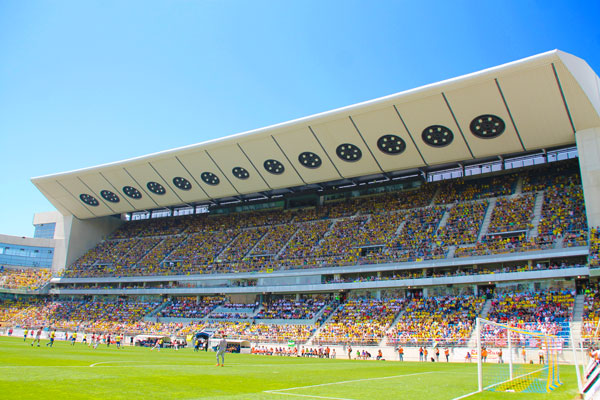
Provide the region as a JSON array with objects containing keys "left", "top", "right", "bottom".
[{"left": 264, "top": 371, "right": 436, "bottom": 399}]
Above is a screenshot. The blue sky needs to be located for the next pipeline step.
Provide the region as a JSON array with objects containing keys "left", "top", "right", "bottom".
[{"left": 0, "top": 1, "right": 599, "bottom": 237}]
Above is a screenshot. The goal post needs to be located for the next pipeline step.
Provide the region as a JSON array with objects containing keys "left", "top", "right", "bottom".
[{"left": 475, "top": 317, "right": 563, "bottom": 393}]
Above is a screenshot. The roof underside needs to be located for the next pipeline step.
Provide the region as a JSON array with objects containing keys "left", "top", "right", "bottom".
[{"left": 32, "top": 50, "right": 600, "bottom": 219}]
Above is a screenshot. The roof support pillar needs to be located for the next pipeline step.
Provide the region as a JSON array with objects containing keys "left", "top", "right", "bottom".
[{"left": 575, "top": 126, "right": 600, "bottom": 228}]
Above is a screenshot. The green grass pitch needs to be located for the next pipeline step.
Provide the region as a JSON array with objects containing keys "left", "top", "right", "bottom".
[{"left": 0, "top": 336, "right": 580, "bottom": 399}]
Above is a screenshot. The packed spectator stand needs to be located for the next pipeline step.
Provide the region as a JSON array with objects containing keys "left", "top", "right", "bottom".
[
  {"left": 60, "top": 159, "right": 588, "bottom": 280},
  {"left": 0, "top": 267, "right": 51, "bottom": 291},
  {"left": 387, "top": 294, "right": 485, "bottom": 347},
  {"left": 2, "top": 159, "right": 596, "bottom": 356}
]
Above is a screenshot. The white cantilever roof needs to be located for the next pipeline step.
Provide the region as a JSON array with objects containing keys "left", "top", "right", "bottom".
[{"left": 32, "top": 50, "right": 600, "bottom": 219}]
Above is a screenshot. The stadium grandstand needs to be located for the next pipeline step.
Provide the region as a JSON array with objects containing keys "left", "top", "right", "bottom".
[{"left": 2, "top": 50, "right": 600, "bottom": 396}]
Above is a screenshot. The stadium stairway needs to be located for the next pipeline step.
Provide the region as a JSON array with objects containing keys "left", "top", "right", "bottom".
[
  {"left": 528, "top": 191, "right": 545, "bottom": 239},
  {"left": 479, "top": 298, "right": 492, "bottom": 319},
  {"left": 306, "top": 302, "right": 344, "bottom": 345},
  {"left": 134, "top": 238, "right": 164, "bottom": 265},
  {"left": 466, "top": 299, "right": 493, "bottom": 348},
  {"left": 436, "top": 206, "right": 452, "bottom": 230},
  {"left": 311, "top": 302, "right": 333, "bottom": 323},
  {"left": 214, "top": 231, "right": 242, "bottom": 260},
  {"left": 570, "top": 294, "right": 585, "bottom": 345},
  {"left": 157, "top": 235, "right": 188, "bottom": 266},
  {"left": 143, "top": 301, "right": 171, "bottom": 321},
  {"left": 554, "top": 235, "right": 566, "bottom": 249},
  {"left": 381, "top": 308, "right": 408, "bottom": 346},
  {"left": 36, "top": 280, "right": 52, "bottom": 295},
  {"left": 430, "top": 186, "right": 441, "bottom": 206},
  {"left": 477, "top": 198, "right": 497, "bottom": 241},
  {"left": 513, "top": 176, "right": 524, "bottom": 194},
  {"left": 446, "top": 245, "right": 458, "bottom": 259},
  {"left": 275, "top": 226, "right": 301, "bottom": 258},
  {"left": 574, "top": 294, "right": 585, "bottom": 322}
]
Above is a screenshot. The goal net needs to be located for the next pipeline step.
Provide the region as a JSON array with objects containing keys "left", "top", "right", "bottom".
[{"left": 475, "top": 318, "right": 562, "bottom": 393}]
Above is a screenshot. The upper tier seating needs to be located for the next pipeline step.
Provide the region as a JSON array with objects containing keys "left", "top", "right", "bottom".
[
  {"left": 0, "top": 268, "right": 51, "bottom": 290},
  {"left": 63, "top": 159, "right": 589, "bottom": 278}
]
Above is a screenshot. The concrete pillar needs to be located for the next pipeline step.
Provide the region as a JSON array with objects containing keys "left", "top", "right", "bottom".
[
  {"left": 422, "top": 288, "right": 428, "bottom": 298},
  {"left": 575, "top": 127, "right": 600, "bottom": 228}
]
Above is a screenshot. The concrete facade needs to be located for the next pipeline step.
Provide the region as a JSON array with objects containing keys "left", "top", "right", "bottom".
[{"left": 576, "top": 127, "right": 600, "bottom": 228}]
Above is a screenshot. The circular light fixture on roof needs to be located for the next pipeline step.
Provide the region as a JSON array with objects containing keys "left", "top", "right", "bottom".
[
  {"left": 470, "top": 114, "right": 506, "bottom": 139},
  {"left": 201, "top": 172, "right": 220, "bottom": 186},
  {"left": 100, "top": 190, "right": 120, "bottom": 203},
  {"left": 264, "top": 159, "right": 285, "bottom": 175},
  {"left": 123, "top": 186, "right": 142, "bottom": 199},
  {"left": 232, "top": 166, "right": 250, "bottom": 180},
  {"left": 79, "top": 193, "right": 99, "bottom": 206},
  {"left": 336, "top": 143, "right": 362, "bottom": 162},
  {"left": 422, "top": 125, "right": 454, "bottom": 147},
  {"left": 146, "top": 181, "right": 166, "bottom": 195},
  {"left": 172, "top": 177, "right": 192, "bottom": 191},
  {"left": 377, "top": 135, "right": 406, "bottom": 155},
  {"left": 298, "top": 151, "right": 322, "bottom": 169}
]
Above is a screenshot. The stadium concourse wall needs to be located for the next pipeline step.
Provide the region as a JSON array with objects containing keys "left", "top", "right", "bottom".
[
  {"left": 50, "top": 266, "right": 589, "bottom": 297},
  {"left": 49, "top": 247, "right": 589, "bottom": 296}
]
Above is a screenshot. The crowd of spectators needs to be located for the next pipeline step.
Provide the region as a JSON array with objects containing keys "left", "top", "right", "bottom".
[
  {"left": 255, "top": 298, "right": 329, "bottom": 320},
  {"left": 0, "top": 268, "right": 52, "bottom": 290},
  {"left": 61, "top": 159, "right": 590, "bottom": 279},
  {"left": 314, "top": 298, "right": 406, "bottom": 345},
  {"left": 278, "top": 220, "right": 334, "bottom": 266},
  {"left": 582, "top": 288, "right": 600, "bottom": 340},
  {"left": 538, "top": 185, "right": 587, "bottom": 243},
  {"left": 387, "top": 294, "right": 485, "bottom": 347},
  {"left": 250, "top": 224, "right": 298, "bottom": 256},
  {"left": 521, "top": 159, "right": 580, "bottom": 193},
  {"left": 435, "top": 202, "right": 487, "bottom": 246},
  {"left": 487, "top": 195, "right": 535, "bottom": 234},
  {"left": 0, "top": 298, "right": 47, "bottom": 322},
  {"left": 388, "top": 206, "right": 446, "bottom": 262},
  {"left": 218, "top": 227, "right": 269, "bottom": 262},
  {"left": 435, "top": 175, "right": 516, "bottom": 204},
  {"left": 202, "top": 320, "right": 316, "bottom": 343},
  {"left": 158, "top": 296, "right": 224, "bottom": 319},
  {"left": 4, "top": 299, "right": 163, "bottom": 335},
  {"left": 1, "top": 284, "right": 585, "bottom": 348},
  {"left": 487, "top": 290, "right": 574, "bottom": 324},
  {"left": 476, "top": 289, "right": 574, "bottom": 348},
  {"left": 590, "top": 228, "right": 600, "bottom": 267}
]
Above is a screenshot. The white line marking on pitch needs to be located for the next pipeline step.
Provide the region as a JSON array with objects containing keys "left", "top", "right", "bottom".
[
  {"left": 89, "top": 360, "right": 141, "bottom": 367},
  {"left": 265, "top": 392, "right": 355, "bottom": 400},
  {"left": 264, "top": 371, "right": 436, "bottom": 399}
]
